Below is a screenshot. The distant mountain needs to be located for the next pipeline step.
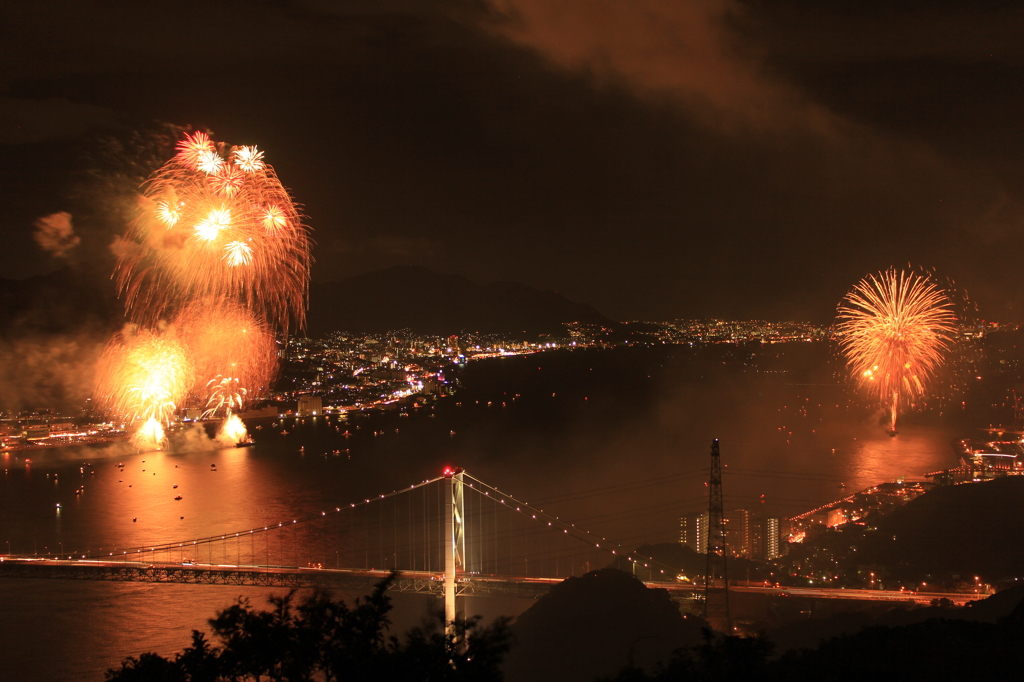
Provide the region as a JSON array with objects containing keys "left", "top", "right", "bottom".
[
  {"left": 0, "top": 264, "right": 611, "bottom": 339},
  {"left": 307, "top": 265, "right": 611, "bottom": 337},
  {"left": 0, "top": 262, "right": 122, "bottom": 338}
]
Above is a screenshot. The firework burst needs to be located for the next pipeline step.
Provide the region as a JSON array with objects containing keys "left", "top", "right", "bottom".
[
  {"left": 98, "top": 131, "right": 310, "bottom": 443},
  {"left": 94, "top": 327, "right": 194, "bottom": 449},
  {"left": 218, "top": 413, "right": 249, "bottom": 444},
  {"left": 172, "top": 300, "right": 277, "bottom": 412},
  {"left": 203, "top": 376, "right": 246, "bottom": 420},
  {"left": 836, "top": 268, "right": 957, "bottom": 432},
  {"left": 116, "top": 132, "right": 312, "bottom": 336}
]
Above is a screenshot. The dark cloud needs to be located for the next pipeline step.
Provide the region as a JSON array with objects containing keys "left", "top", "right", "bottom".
[
  {"left": 476, "top": 0, "right": 1024, "bottom": 320},
  {"left": 0, "top": 1, "right": 1022, "bottom": 323},
  {"left": 0, "top": 96, "right": 115, "bottom": 144},
  {"left": 485, "top": 0, "right": 811, "bottom": 132}
]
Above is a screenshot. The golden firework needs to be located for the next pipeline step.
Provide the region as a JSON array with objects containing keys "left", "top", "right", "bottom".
[
  {"left": 219, "top": 413, "right": 249, "bottom": 443},
  {"left": 99, "top": 131, "right": 309, "bottom": 436},
  {"left": 94, "top": 328, "right": 194, "bottom": 437},
  {"left": 174, "top": 130, "right": 215, "bottom": 170},
  {"left": 232, "top": 146, "right": 265, "bottom": 173},
  {"left": 836, "top": 268, "right": 957, "bottom": 432},
  {"left": 116, "top": 133, "right": 312, "bottom": 337}
]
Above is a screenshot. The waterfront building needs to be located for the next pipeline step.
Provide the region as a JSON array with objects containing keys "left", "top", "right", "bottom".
[{"left": 297, "top": 395, "right": 323, "bottom": 416}]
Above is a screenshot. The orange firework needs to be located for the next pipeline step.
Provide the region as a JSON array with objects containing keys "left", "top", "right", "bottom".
[
  {"left": 116, "top": 131, "right": 312, "bottom": 336},
  {"left": 172, "top": 300, "right": 278, "bottom": 415},
  {"left": 836, "top": 268, "right": 957, "bottom": 433},
  {"left": 94, "top": 327, "right": 194, "bottom": 438},
  {"left": 98, "top": 132, "right": 309, "bottom": 433}
]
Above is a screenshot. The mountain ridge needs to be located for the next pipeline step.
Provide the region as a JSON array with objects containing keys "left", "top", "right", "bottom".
[
  {"left": 0, "top": 264, "right": 613, "bottom": 339},
  {"left": 308, "top": 265, "right": 611, "bottom": 337}
]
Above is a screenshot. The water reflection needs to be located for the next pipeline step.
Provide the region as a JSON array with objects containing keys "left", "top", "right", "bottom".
[
  {"left": 844, "top": 425, "right": 955, "bottom": 491},
  {"left": 0, "top": 347, "right": 981, "bottom": 680}
]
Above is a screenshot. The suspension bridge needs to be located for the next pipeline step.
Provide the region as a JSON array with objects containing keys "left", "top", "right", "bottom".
[
  {"left": 0, "top": 465, "right": 986, "bottom": 632},
  {"left": 0, "top": 467, "right": 698, "bottom": 623}
]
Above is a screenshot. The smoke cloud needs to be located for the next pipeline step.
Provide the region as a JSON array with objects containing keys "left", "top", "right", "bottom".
[
  {"left": 33, "top": 211, "right": 81, "bottom": 259},
  {"left": 484, "top": 0, "right": 827, "bottom": 135},
  {"left": 0, "top": 333, "right": 106, "bottom": 413}
]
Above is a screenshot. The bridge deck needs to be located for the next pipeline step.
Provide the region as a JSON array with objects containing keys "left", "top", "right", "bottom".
[
  {"left": 0, "top": 558, "right": 984, "bottom": 605},
  {"left": 0, "top": 559, "right": 556, "bottom": 598}
]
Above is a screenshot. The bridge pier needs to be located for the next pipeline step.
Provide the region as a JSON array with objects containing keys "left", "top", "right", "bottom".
[{"left": 443, "top": 466, "right": 465, "bottom": 635}]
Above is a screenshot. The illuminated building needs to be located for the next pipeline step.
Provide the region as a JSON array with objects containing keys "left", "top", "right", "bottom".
[
  {"left": 723, "top": 509, "right": 752, "bottom": 558},
  {"left": 681, "top": 509, "right": 750, "bottom": 558},
  {"left": 765, "top": 517, "right": 781, "bottom": 560},
  {"left": 297, "top": 395, "right": 322, "bottom": 416},
  {"left": 680, "top": 511, "right": 708, "bottom": 553}
]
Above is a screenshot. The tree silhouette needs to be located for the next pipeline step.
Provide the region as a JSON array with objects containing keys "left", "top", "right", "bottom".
[{"left": 105, "top": 573, "right": 511, "bottom": 682}]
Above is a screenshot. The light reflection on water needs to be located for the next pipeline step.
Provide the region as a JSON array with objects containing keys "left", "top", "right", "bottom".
[
  {"left": 0, "top": 577, "right": 432, "bottom": 682},
  {"left": 0, "top": 347, "right": 979, "bottom": 680},
  {"left": 844, "top": 425, "right": 958, "bottom": 489}
]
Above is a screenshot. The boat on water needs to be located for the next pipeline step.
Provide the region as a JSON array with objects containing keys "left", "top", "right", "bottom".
[{"left": 236, "top": 440, "right": 255, "bottom": 448}]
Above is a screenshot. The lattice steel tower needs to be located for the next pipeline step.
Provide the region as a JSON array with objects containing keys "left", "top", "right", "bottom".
[{"left": 703, "top": 439, "right": 732, "bottom": 631}]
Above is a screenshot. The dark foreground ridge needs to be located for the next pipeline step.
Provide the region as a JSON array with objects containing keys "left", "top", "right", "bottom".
[{"left": 103, "top": 570, "right": 1024, "bottom": 682}]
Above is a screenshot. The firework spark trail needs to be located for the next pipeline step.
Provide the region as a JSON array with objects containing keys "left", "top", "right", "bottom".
[
  {"left": 116, "top": 132, "right": 312, "bottom": 337},
  {"left": 203, "top": 376, "right": 246, "bottom": 420},
  {"left": 836, "top": 268, "right": 957, "bottom": 432}
]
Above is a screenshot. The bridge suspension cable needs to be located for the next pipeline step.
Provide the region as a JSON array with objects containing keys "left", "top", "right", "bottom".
[
  {"left": 77, "top": 474, "right": 447, "bottom": 563},
  {"left": 462, "top": 473, "right": 680, "bottom": 579}
]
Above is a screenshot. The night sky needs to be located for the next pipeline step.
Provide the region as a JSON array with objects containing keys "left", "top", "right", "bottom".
[{"left": 2, "top": 1, "right": 1023, "bottom": 324}]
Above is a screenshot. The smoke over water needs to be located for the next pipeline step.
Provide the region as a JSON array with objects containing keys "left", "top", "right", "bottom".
[{"left": 0, "top": 333, "right": 105, "bottom": 414}]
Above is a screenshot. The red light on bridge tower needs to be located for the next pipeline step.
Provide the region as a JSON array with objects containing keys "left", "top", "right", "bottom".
[{"left": 442, "top": 466, "right": 463, "bottom": 478}]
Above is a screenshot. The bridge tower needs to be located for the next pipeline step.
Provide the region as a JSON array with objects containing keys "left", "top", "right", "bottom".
[
  {"left": 703, "top": 439, "right": 732, "bottom": 631},
  {"left": 443, "top": 466, "right": 466, "bottom": 634}
]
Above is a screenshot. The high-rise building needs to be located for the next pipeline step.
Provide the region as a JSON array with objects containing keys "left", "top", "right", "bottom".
[
  {"left": 765, "top": 517, "right": 781, "bottom": 560},
  {"left": 724, "top": 509, "right": 752, "bottom": 557},
  {"left": 680, "top": 511, "right": 709, "bottom": 553},
  {"left": 683, "top": 509, "right": 783, "bottom": 560},
  {"left": 749, "top": 517, "right": 765, "bottom": 559},
  {"left": 683, "top": 508, "right": 786, "bottom": 560}
]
